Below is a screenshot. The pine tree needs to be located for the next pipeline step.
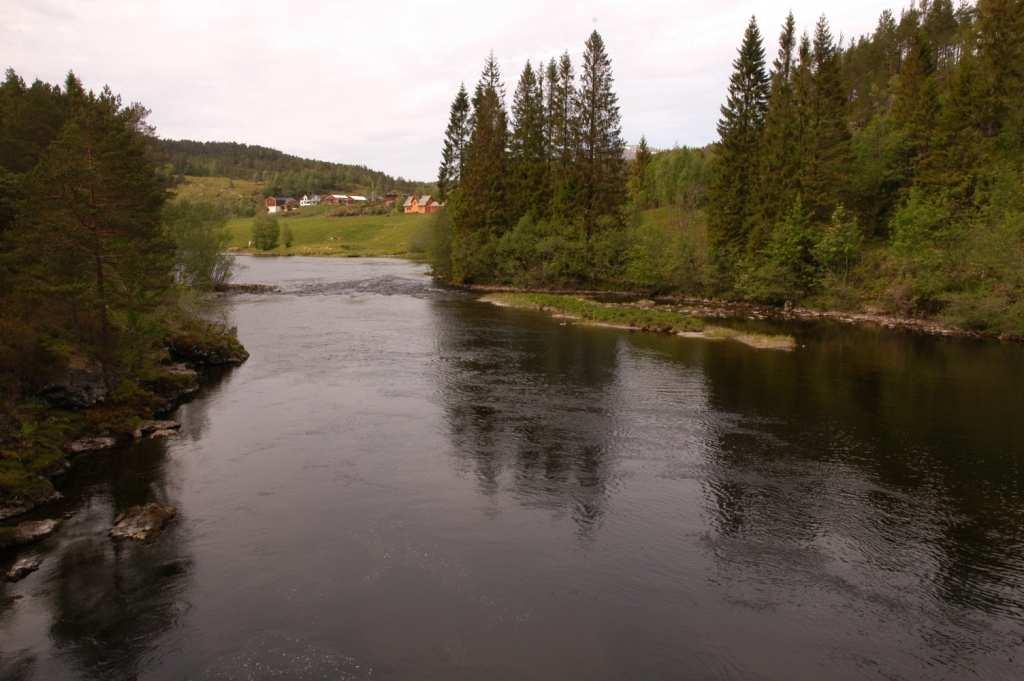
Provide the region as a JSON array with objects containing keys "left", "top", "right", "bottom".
[
  {"left": 573, "top": 30, "right": 627, "bottom": 236},
  {"left": 753, "top": 12, "right": 801, "bottom": 241},
  {"left": 20, "top": 76, "right": 171, "bottom": 377},
  {"left": 450, "top": 54, "right": 510, "bottom": 282},
  {"left": 707, "top": 16, "right": 770, "bottom": 286},
  {"left": 437, "top": 84, "right": 470, "bottom": 202},
  {"left": 800, "top": 16, "right": 851, "bottom": 222},
  {"left": 509, "top": 61, "right": 549, "bottom": 219}
]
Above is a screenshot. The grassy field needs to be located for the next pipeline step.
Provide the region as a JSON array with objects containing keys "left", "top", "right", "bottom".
[
  {"left": 170, "top": 175, "right": 263, "bottom": 207},
  {"left": 227, "top": 211, "right": 431, "bottom": 257}
]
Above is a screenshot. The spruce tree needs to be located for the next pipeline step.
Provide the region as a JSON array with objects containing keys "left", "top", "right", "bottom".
[
  {"left": 800, "top": 16, "right": 851, "bottom": 222},
  {"left": 628, "top": 136, "right": 653, "bottom": 209},
  {"left": 753, "top": 12, "right": 801, "bottom": 241},
  {"left": 509, "top": 61, "right": 549, "bottom": 220},
  {"left": 707, "top": 16, "right": 770, "bottom": 286},
  {"left": 548, "top": 52, "right": 578, "bottom": 218},
  {"left": 573, "top": 30, "right": 626, "bottom": 236},
  {"left": 437, "top": 83, "right": 470, "bottom": 202},
  {"left": 450, "top": 54, "right": 510, "bottom": 282},
  {"left": 892, "top": 30, "right": 941, "bottom": 185}
]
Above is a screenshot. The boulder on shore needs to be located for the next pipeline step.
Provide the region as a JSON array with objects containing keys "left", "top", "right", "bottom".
[
  {"left": 0, "top": 519, "right": 61, "bottom": 550},
  {"left": 5, "top": 556, "right": 43, "bottom": 582},
  {"left": 39, "top": 359, "right": 108, "bottom": 409},
  {"left": 110, "top": 503, "right": 177, "bottom": 541},
  {"left": 133, "top": 420, "right": 181, "bottom": 440}
]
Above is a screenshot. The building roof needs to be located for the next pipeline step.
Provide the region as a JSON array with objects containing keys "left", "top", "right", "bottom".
[
  {"left": 403, "top": 195, "right": 415, "bottom": 207},
  {"left": 419, "top": 195, "right": 431, "bottom": 205}
]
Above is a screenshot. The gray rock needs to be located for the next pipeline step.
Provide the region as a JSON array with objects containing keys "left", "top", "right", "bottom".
[
  {"left": 5, "top": 556, "right": 43, "bottom": 582},
  {"left": 40, "top": 361, "right": 108, "bottom": 409},
  {"left": 132, "top": 420, "right": 181, "bottom": 440},
  {"left": 0, "top": 519, "right": 61, "bottom": 550},
  {"left": 110, "top": 503, "right": 177, "bottom": 541},
  {"left": 65, "top": 436, "right": 118, "bottom": 454}
]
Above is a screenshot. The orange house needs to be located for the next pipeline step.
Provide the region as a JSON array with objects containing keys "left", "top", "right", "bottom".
[{"left": 404, "top": 195, "right": 442, "bottom": 214}]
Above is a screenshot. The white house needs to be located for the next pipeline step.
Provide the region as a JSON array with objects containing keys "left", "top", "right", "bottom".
[{"left": 300, "top": 194, "right": 321, "bottom": 207}]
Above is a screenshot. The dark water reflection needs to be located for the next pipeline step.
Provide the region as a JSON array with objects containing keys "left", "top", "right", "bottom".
[{"left": 2, "top": 257, "right": 1022, "bottom": 680}]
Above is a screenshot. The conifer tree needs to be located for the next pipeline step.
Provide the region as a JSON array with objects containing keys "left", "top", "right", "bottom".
[
  {"left": 892, "top": 30, "right": 941, "bottom": 184},
  {"left": 573, "top": 30, "right": 627, "bottom": 236},
  {"left": 548, "top": 52, "right": 578, "bottom": 218},
  {"left": 707, "top": 16, "right": 770, "bottom": 285},
  {"left": 509, "top": 61, "right": 549, "bottom": 219},
  {"left": 450, "top": 54, "right": 510, "bottom": 282},
  {"left": 20, "top": 76, "right": 171, "bottom": 377},
  {"left": 800, "top": 16, "right": 851, "bottom": 221},
  {"left": 437, "top": 83, "right": 470, "bottom": 202},
  {"left": 753, "top": 13, "right": 801, "bottom": 241},
  {"left": 628, "top": 136, "right": 653, "bottom": 209}
]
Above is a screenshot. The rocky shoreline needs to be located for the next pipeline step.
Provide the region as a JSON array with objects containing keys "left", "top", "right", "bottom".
[
  {"left": 0, "top": 326, "right": 248, "bottom": 526},
  {"left": 465, "top": 284, "right": 1023, "bottom": 344}
]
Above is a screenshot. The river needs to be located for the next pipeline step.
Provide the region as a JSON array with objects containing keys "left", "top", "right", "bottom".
[{"left": 2, "top": 256, "right": 1022, "bottom": 680}]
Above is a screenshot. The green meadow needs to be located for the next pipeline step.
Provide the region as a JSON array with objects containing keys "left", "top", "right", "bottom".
[{"left": 227, "top": 210, "right": 431, "bottom": 257}]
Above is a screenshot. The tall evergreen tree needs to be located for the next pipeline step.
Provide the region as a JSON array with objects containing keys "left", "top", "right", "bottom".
[
  {"left": 753, "top": 12, "right": 801, "bottom": 240},
  {"left": 437, "top": 83, "right": 470, "bottom": 202},
  {"left": 800, "top": 15, "right": 852, "bottom": 221},
  {"left": 18, "top": 77, "right": 172, "bottom": 378},
  {"left": 573, "top": 30, "right": 627, "bottom": 236},
  {"left": 892, "top": 30, "right": 941, "bottom": 185},
  {"left": 548, "top": 52, "right": 578, "bottom": 218},
  {"left": 450, "top": 54, "right": 510, "bottom": 282},
  {"left": 707, "top": 16, "right": 770, "bottom": 284},
  {"left": 628, "top": 136, "right": 653, "bottom": 209},
  {"left": 509, "top": 61, "right": 549, "bottom": 219}
]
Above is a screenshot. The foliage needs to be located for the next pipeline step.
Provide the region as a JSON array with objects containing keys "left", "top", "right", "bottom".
[
  {"left": 164, "top": 200, "right": 233, "bottom": 290},
  {"left": 251, "top": 213, "right": 280, "bottom": 251}
]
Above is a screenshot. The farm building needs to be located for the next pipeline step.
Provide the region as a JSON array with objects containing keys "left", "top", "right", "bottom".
[
  {"left": 322, "top": 194, "right": 369, "bottom": 206},
  {"left": 265, "top": 196, "right": 298, "bottom": 213},
  {"left": 403, "top": 195, "right": 443, "bottom": 215},
  {"left": 299, "top": 194, "right": 321, "bottom": 207}
]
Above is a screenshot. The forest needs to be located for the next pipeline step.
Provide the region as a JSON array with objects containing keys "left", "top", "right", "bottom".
[
  {"left": 0, "top": 69, "right": 245, "bottom": 511},
  {"left": 429, "top": 0, "right": 1024, "bottom": 336},
  {"left": 158, "top": 139, "right": 431, "bottom": 198}
]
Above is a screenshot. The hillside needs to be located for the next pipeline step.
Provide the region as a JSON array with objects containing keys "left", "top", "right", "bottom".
[{"left": 158, "top": 139, "right": 434, "bottom": 197}]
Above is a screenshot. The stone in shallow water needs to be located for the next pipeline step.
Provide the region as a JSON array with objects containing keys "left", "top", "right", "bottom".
[
  {"left": 5, "top": 556, "right": 43, "bottom": 582},
  {"left": 0, "top": 519, "right": 61, "bottom": 550},
  {"left": 65, "top": 436, "right": 118, "bottom": 454},
  {"left": 132, "top": 420, "right": 181, "bottom": 440},
  {"left": 109, "top": 503, "right": 177, "bottom": 541}
]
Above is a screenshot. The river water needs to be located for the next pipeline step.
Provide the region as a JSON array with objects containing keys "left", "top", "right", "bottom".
[{"left": 2, "top": 256, "right": 1023, "bottom": 681}]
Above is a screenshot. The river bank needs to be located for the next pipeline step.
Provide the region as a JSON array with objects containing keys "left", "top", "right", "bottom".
[
  {"left": 465, "top": 283, "right": 1024, "bottom": 344},
  {"left": 0, "top": 320, "right": 249, "bottom": 525},
  {"left": 480, "top": 292, "right": 798, "bottom": 351}
]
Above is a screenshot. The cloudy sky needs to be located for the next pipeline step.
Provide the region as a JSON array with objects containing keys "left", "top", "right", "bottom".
[{"left": 5, "top": 1, "right": 900, "bottom": 181}]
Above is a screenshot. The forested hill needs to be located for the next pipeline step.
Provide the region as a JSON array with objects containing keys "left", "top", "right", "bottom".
[{"left": 157, "top": 139, "right": 432, "bottom": 196}]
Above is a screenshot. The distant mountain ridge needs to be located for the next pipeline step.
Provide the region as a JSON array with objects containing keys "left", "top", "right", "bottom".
[{"left": 157, "top": 139, "right": 432, "bottom": 196}]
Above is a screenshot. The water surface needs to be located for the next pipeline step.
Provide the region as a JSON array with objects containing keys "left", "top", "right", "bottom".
[{"left": 2, "top": 256, "right": 1022, "bottom": 680}]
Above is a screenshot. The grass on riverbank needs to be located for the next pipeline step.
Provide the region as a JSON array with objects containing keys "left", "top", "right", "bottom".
[
  {"left": 226, "top": 212, "right": 430, "bottom": 257},
  {"left": 483, "top": 293, "right": 705, "bottom": 333},
  {"left": 482, "top": 292, "right": 797, "bottom": 350}
]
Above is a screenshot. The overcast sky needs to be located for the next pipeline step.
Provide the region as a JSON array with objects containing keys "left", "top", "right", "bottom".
[{"left": 5, "top": 1, "right": 901, "bottom": 181}]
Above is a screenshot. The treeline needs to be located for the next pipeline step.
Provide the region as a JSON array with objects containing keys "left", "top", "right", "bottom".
[
  {"left": 158, "top": 139, "right": 432, "bottom": 198},
  {"left": 431, "top": 31, "right": 630, "bottom": 284},
  {"left": 708, "top": 0, "right": 1023, "bottom": 332},
  {"left": 429, "top": 1, "right": 1024, "bottom": 336},
  {"left": 1, "top": 68, "right": 239, "bottom": 427}
]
